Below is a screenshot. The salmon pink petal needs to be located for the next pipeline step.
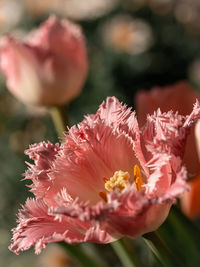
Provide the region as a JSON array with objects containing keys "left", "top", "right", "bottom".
[
  {"left": 45, "top": 122, "right": 139, "bottom": 204},
  {"left": 95, "top": 97, "right": 149, "bottom": 176},
  {"left": 24, "top": 142, "right": 60, "bottom": 202},
  {"left": 49, "top": 186, "right": 170, "bottom": 239},
  {"left": 103, "top": 189, "right": 171, "bottom": 238},
  {"left": 84, "top": 224, "right": 119, "bottom": 244},
  {"left": 9, "top": 198, "right": 91, "bottom": 255},
  {"left": 104, "top": 202, "right": 172, "bottom": 238},
  {"left": 42, "top": 97, "right": 151, "bottom": 204},
  {"left": 158, "top": 165, "right": 188, "bottom": 204}
]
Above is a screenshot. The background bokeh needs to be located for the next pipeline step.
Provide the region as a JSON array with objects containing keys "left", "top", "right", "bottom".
[{"left": 1, "top": 0, "right": 200, "bottom": 266}]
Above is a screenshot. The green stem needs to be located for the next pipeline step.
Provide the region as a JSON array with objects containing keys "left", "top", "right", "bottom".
[
  {"left": 49, "top": 105, "right": 69, "bottom": 138},
  {"left": 143, "top": 231, "right": 184, "bottom": 267},
  {"left": 60, "top": 242, "right": 104, "bottom": 267},
  {"left": 111, "top": 239, "right": 142, "bottom": 267}
]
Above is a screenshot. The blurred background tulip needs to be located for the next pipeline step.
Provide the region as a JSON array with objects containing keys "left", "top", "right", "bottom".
[{"left": 0, "top": 16, "right": 88, "bottom": 106}]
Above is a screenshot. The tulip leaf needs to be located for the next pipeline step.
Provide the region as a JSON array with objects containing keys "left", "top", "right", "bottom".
[
  {"left": 156, "top": 206, "right": 200, "bottom": 267},
  {"left": 60, "top": 242, "right": 105, "bottom": 267}
]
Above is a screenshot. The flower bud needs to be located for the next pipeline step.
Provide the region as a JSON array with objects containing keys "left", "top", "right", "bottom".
[{"left": 0, "top": 16, "right": 88, "bottom": 106}]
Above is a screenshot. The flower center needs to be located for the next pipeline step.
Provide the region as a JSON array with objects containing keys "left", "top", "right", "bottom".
[
  {"left": 105, "top": 170, "right": 130, "bottom": 192},
  {"left": 99, "top": 165, "right": 144, "bottom": 202}
]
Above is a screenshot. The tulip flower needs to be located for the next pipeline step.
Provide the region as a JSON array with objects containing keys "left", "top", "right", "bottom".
[
  {"left": 135, "top": 81, "right": 200, "bottom": 176},
  {"left": 0, "top": 16, "right": 88, "bottom": 106},
  {"left": 135, "top": 81, "right": 200, "bottom": 219},
  {"left": 9, "top": 97, "right": 200, "bottom": 254}
]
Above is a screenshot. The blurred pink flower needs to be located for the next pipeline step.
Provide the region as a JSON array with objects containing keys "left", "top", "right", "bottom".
[
  {"left": 9, "top": 97, "right": 200, "bottom": 254},
  {"left": 0, "top": 16, "right": 88, "bottom": 106}
]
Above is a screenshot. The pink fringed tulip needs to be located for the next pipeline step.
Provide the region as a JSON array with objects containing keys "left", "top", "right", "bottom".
[
  {"left": 135, "top": 81, "right": 200, "bottom": 219},
  {"left": 135, "top": 81, "right": 200, "bottom": 176},
  {"left": 0, "top": 16, "right": 88, "bottom": 106},
  {"left": 9, "top": 97, "right": 200, "bottom": 254}
]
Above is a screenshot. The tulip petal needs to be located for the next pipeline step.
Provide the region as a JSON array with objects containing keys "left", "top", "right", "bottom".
[{"left": 9, "top": 198, "right": 91, "bottom": 255}]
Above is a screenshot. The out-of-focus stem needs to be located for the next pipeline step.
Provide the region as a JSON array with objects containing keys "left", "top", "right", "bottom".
[
  {"left": 143, "top": 231, "right": 184, "bottom": 267},
  {"left": 50, "top": 105, "right": 69, "bottom": 138},
  {"left": 60, "top": 242, "right": 104, "bottom": 267},
  {"left": 111, "top": 238, "right": 143, "bottom": 267}
]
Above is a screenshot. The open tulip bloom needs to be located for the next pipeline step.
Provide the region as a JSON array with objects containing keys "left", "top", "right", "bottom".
[{"left": 10, "top": 97, "right": 200, "bottom": 255}]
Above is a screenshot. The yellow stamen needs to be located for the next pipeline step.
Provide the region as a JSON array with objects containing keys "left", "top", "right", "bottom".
[
  {"left": 104, "top": 170, "right": 130, "bottom": 192},
  {"left": 99, "top": 191, "right": 108, "bottom": 202},
  {"left": 134, "top": 165, "right": 143, "bottom": 192},
  {"left": 99, "top": 166, "right": 144, "bottom": 201}
]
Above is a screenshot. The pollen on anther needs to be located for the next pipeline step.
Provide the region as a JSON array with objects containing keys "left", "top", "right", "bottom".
[{"left": 104, "top": 170, "right": 130, "bottom": 192}]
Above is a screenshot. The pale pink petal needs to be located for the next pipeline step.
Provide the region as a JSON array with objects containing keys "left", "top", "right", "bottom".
[
  {"left": 46, "top": 121, "right": 140, "bottom": 204},
  {"left": 95, "top": 96, "right": 149, "bottom": 176},
  {"left": 84, "top": 224, "right": 119, "bottom": 244},
  {"left": 24, "top": 142, "right": 60, "bottom": 203},
  {"left": 158, "top": 165, "right": 188, "bottom": 204},
  {"left": 0, "top": 36, "right": 43, "bottom": 104},
  {"left": 9, "top": 198, "right": 91, "bottom": 255},
  {"left": 49, "top": 185, "right": 170, "bottom": 239}
]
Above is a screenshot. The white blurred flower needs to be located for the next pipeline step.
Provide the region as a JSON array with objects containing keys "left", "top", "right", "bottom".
[
  {"left": 189, "top": 59, "right": 200, "bottom": 85},
  {"left": 24, "top": 0, "right": 61, "bottom": 16},
  {"left": 0, "top": 0, "right": 23, "bottom": 32},
  {"left": 174, "top": 0, "right": 200, "bottom": 34},
  {"left": 24, "top": 0, "right": 119, "bottom": 20},
  {"left": 147, "top": 0, "right": 200, "bottom": 34},
  {"left": 102, "top": 15, "right": 153, "bottom": 54},
  {"left": 61, "top": 0, "right": 119, "bottom": 20}
]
